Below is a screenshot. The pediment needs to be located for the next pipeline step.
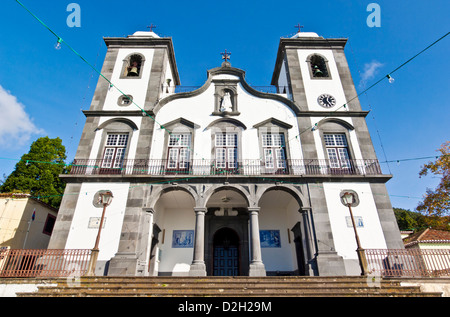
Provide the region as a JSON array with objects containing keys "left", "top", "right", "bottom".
[
  {"left": 253, "top": 117, "right": 293, "bottom": 129},
  {"left": 161, "top": 117, "right": 200, "bottom": 131}
]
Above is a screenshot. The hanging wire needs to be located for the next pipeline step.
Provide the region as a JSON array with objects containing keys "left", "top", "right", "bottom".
[
  {"left": 12, "top": 1, "right": 450, "bottom": 205},
  {"left": 286, "top": 31, "right": 450, "bottom": 144},
  {"left": 14, "top": 0, "right": 450, "bottom": 164},
  {"left": 347, "top": 39, "right": 392, "bottom": 174}
]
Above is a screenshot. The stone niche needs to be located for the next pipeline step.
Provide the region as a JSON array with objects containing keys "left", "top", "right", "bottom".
[{"left": 212, "top": 80, "right": 240, "bottom": 116}]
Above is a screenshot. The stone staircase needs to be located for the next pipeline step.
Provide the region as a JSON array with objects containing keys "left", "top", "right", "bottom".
[{"left": 15, "top": 276, "right": 443, "bottom": 297}]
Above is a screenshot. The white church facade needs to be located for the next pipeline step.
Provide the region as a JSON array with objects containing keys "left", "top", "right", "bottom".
[{"left": 48, "top": 30, "right": 404, "bottom": 277}]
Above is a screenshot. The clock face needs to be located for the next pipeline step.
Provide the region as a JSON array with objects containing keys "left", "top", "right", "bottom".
[{"left": 318, "top": 94, "right": 336, "bottom": 108}]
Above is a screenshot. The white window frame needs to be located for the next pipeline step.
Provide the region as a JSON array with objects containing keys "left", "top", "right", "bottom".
[
  {"left": 262, "top": 133, "right": 287, "bottom": 170},
  {"left": 101, "top": 134, "right": 129, "bottom": 168},
  {"left": 167, "top": 134, "right": 191, "bottom": 170},
  {"left": 215, "top": 133, "right": 237, "bottom": 169},
  {"left": 324, "top": 134, "right": 351, "bottom": 168}
]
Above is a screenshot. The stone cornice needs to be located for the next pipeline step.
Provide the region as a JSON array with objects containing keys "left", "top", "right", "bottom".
[
  {"left": 82, "top": 108, "right": 368, "bottom": 120},
  {"left": 83, "top": 110, "right": 154, "bottom": 117},
  {"left": 60, "top": 174, "right": 393, "bottom": 184},
  {"left": 297, "top": 111, "right": 370, "bottom": 117}
]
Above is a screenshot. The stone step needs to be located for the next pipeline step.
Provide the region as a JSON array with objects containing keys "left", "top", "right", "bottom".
[
  {"left": 19, "top": 288, "right": 439, "bottom": 297},
  {"left": 54, "top": 277, "right": 403, "bottom": 287},
  {"left": 49, "top": 276, "right": 405, "bottom": 285},
  {"left": 15, "top": 276, "right": 443, "bottom": 297}
]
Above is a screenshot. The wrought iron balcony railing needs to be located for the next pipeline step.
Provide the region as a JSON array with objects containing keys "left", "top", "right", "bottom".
[
  {"left": 0, "top": 249, "right": 91, "bottom": 278},
  {"left": 364, "top": 248, "right": 450, "bottom": 277},
  {"left": 1, "top": 248, "right": 448, "bottom": 278},
  {"left": 69, "top": 159, "right": 382, "bottom": 177}
]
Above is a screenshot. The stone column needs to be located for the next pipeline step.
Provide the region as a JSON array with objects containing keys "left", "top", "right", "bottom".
[
  {"left": 300, "top": 207, "right": 318, "bottom": 275},
  {"left": 248, "top": 207, "right": 266, "bottom": 276},
  {"left": 189, "top": 207, "right": 207, "bottom": 276},
  {"left": 135, "top": 208, "right": 154, "bottom": 276}
]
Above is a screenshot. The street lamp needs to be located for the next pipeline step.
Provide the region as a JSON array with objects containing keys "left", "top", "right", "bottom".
[
  {"left": 86, "top": 190, "right": 113, "bottom": 276},
  {"left": 341, "top": 191, "right": 368, "bottom": 276}
]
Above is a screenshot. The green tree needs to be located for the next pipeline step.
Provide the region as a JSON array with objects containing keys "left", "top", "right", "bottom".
[
  {"left": 0, "top": 137, "right": 69, "bottom": 209},
  {"left": 416, "top": 141, "right": 450, "bottom": 222},
  {"left": 394, "top": 208, "right": 418, "bottom": 231},
  {"left": 393, "top": 207, "right": 449, "bottom": 232},
  {"left": 394, "top": 207, "right": 427, "bottom": 231}
]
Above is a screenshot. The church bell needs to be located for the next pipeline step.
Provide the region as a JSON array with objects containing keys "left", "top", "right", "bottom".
[{"left": 313, "top": 65, "right": 324, "bottom": 77}]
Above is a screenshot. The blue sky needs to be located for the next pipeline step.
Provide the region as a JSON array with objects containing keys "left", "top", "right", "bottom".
[{"left": 0, "top": 0, "right": 449, "bottom": 212}]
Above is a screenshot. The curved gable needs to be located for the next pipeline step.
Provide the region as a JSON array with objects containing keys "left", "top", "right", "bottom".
[{"left": 153, "top": 64, "right": 300, "bottom": 115}]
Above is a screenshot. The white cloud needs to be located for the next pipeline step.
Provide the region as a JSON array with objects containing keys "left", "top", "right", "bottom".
[
  {"left": 359, "top": 60, "right": 384, "bottom": 88},
  {"left": 0, "top": 85, "right": 44, "bottom": 147}
]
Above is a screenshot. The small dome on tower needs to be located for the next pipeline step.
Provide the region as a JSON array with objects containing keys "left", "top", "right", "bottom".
[
  {"left": 129, "top": 31, "right": 160, "bottom": 38},
  {"left": 290, "top": 32, "right": 320, "bottom": 39}
]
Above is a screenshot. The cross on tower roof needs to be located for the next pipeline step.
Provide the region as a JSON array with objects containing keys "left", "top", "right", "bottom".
[
  {"left": 294, "top": 24, "right": 304, "bottom": 33},
  {"left": 147, "top": 24, "right": 157, "bottom": 32},
  {"left": 221, "top": 49, "right": 231, "bottom": 62}
]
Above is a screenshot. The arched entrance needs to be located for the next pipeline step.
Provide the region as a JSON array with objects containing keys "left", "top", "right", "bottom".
[
  {"left": 257, "top": 186, "right": 313, "bottom": 276},
  {"left": 204, "top": 187, "right": 250, "bottom": 276},
  {"left": 149, "top": 187, "right": 196, "bottom": 276},
  {"left": 213, "top": 228, "right": 240, "bottom": 276}
]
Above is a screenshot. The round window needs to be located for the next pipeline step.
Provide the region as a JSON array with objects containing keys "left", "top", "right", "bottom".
[{"left": 118, "top": 95, "right": 133, "bottom": 107}]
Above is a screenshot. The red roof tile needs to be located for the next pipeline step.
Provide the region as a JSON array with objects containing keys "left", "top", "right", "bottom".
[{"left": 403, "top": 228, "right": 450, "bottom": 246}]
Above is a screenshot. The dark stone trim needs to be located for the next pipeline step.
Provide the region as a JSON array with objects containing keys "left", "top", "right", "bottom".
[
  {"left": 253, "top": 117, "right": 293, "bottom": 129},
  {"left": 162, "top": 117, "right": 201, "bottom": 131},
  {"left": 206, "top": 118, "right": 247, "bottom": 130},
  {"left": 96, "top": 118, "right": 139, "bottom": 131},
  {"left": 317, "top": 118, "right": 355, "bottom": 131},
  {"left": 83, "top": 110, "right": 153, "bottom": 117},
  {"left": 370, "top": 183, "right": 404, "bottom": 249},
  {"left": 296, "top": 111, "right": 369, "bottom": 117},
  {"left": 60, "top": 174, "right": 393, "bottom": 184},
  {"left": 47, "top": 183, "right": 81, "bottom": 249}
]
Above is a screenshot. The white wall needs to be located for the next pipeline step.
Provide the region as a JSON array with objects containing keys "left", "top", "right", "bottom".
[
  {"left": 152, "top": 74, "right": 302, "bottom": 162},
  {"left": 103, "top": 48, "right": 155, "bottom": 112},
  {"left": 296, "top": 49, "right": 348, "bottom": 113},
  {"left": 64, "top": 182, "right": 129, "bottom": 262},
  {"left": 311, "top": 116, "right": 363, "bottom": 161},
  {"left": 259, "top": 198, "right": 301, "bottom": 272},
  {"left": 154, "top": 205, "right": 196, "bottom": 275},
  {"left": 89, "top": 116, "right": 142, "bottom": 161},
  {"left": 323, "top": 182, "right": 388, "bottom": 262}
]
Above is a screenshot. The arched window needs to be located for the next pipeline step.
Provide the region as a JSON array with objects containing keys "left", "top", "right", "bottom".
[
  {"left": 207, "top": 118, "right": 246, "bottom": 172},
  {"left": 95, "top": 118, "right": 138, "bottom": 173},
  {"left": 307, "top": 54, "right": 330, "bottom": 79},
  {"left": 121, "top": 54, "right": 145, "bottom": 78},
  {"left": 253, "top": 118, "right": 293, "bottom": 174},
  {"left": 318, "top": 119, "right": 355, "bottom": 172}
]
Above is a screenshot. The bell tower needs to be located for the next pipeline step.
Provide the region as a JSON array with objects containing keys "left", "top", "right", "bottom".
[
  {"left": 74, "top": 30, "right": 180, "bottom": 165},
  {"left": 48, "top": 30, "right": 181, "bottom": 274},
  {"left": 270, "top": 29, "right": 403, "bottom": 275}
]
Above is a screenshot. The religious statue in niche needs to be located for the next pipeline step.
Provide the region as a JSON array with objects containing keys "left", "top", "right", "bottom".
[
  {"left": 220, "top": 91, "right": 234, "bottom": 113},
  {"left": 213, "top": 85, "right": 239, "bottom": 116}
]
